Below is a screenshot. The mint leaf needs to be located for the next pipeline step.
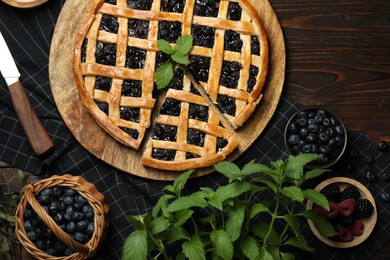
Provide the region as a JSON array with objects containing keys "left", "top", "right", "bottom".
[
  {"left": 166, "top": 226, "right": 188, "bottom": 244},
  {"left": 152, "top": 194, "right": 175, "bottom": 218},
  {"left": 174, "top": 209, "right": 194, "bottom": 227},
  {"left": 226, "top": 202, "right": 246, "bottom": 241},
  {"left": 128, "top": 213, "right": 150, "bottom": 230},
  {"left": 171, "top": 52, "right": 190, "bottom": 65},
  {"left": 166, "top": 191, "right": 207, "bottom": 212},
  {"left": 150, "top": 217, "right": 170, "bottom": 234},
  {"left": 157, "top": 39, "right": 175, "bottom": 54},
  {"left": 237, "top": 236, "right": 260, "bottom": 260},
  {"left": 281, "top": 186, "right": 304, "bottom": 202},
  {"left": 249, "top": 203, "right": 269, "bottom": 220},
  {"left": 176, "top": 35, "right": 193, "bottom": 55},
  {"left": 285, "top": 154, "right": 320, "bottom": 180},
  {"left": 214, "top": 161, "right": 241, "bottom": 180},
  {"left": 304, "top": 168, "right": 329, "bottom": 181},
  {"left": 173, "top": 169, "right": 194, "bottom": 195},
  {"left": 251, "top": 222, "right": 280, "bottom": 246},
  {"left": 210, "top": 230, "right": 233, "bottom": 260},
  {"left": 300, "top": 210, "right": 337, "bottom": 238},
  {"left": 302, "top": 189, "right": 329, "bottom": 210},
  {"left": 155, "top": 62, "right": 173, "bottom": 89},
  {"left": 122, "top": 230, "right": 148, "bottom": 260},
  {"left": 182, "top": 235, "right": 206, "bottom": 260},
  {"left": 214, "top": 181, "right": 252, "bottom": 205}
]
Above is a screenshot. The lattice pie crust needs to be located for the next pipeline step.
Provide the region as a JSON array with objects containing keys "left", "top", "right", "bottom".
[{"left": 73, "top": 0, "right": 268, "bottom": 171}]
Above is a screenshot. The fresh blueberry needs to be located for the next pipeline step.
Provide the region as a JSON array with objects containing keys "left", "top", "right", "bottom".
[
  {"left": 335, "top": 125, "right": 344, "bottom": 135},
  {"left": 380, "top": 192, "right": 390, "bottom": 202},
  {"left": 77, "top": 220, "right": 88, "bottom": 231},
  {"left": 27, "top": 230, "right": 39, "bottom": 241},
  {"left": 66, "top": 221, "right": 77, "bottom": 234},
  {"left": 83, "top": 205, "right": 94, "bottom": 219},
  {"left": 366, "top": 171, "right": 377, "bottom": 182},
  {"left": 24, "top": 220, "right": 33, "bottom": 231},
  {"left": 298, "top": 127, "right": 309, "bottom": 137},
  {"left": 288, "top": 134, "right": 300, "bottom": 145},
  {"left": 63, "top": 196, "right": 74, "bottom": 205},
  {"left": 378, "top": 141, "right": 389, "bottom": 152},
  {"left": 383, "top": 172, "right": 390, "bottom": 182},
  {"left": 365, "top": 155, "right": 374, "bottom": 165},
  {"left": 74, "top": 232, "right": 88, "bottom": 243},
  {"left": 86, "top": 222, "right": 95, "bottom": 235}
]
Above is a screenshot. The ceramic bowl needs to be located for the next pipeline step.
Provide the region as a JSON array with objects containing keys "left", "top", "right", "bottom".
[{"left": 284, "top": 107, "right": 347, "bottom": 169}]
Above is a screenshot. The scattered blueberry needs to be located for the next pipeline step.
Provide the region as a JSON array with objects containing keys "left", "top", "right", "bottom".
[
  {"left": 378, "top": 141, "right": 389, "bottom": 152},
  {"left": 383, "top": 172, "right": 390, "bottom": 182},
  {"left": 365, "top": 155, "right": 374, "bottom": 165},
  {"left": 380, "top": 192, "right": 390, "bottom": 202},
  {"left": 365, "top": 171, "right": 377, "bottom": 182}
]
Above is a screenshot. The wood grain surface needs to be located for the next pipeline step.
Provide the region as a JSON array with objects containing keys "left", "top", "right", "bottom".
[
  {"left": 49, "top": 0, "right": 285, "bottom": 180},
  {"left": 270, "top": 0, "right": 390, "bottom": 146}
]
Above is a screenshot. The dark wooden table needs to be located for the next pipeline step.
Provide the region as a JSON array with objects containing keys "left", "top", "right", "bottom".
[
  {"left": 269, "top": 0, "right": 390, "bottom": 258},
  {"left": 1, "top": 0, "right": 389, "bottom": 259}
]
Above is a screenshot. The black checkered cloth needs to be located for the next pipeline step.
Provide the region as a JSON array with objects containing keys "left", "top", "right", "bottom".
[{"left": 1, "top": 1, "right": 389, "bottom": 259}]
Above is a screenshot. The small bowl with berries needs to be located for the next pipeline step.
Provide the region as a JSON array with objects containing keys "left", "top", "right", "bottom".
[
  {"left": 284, "top": 107, "right": 347, "bottom": 169},
  {"left": 307, "top": 177, "right": 377, "bottom": 248},
  {"left": 15, "top": 174, "right": 109, "bottom": 259}
]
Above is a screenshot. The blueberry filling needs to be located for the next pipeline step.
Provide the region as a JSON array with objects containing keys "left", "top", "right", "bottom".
[
  {"left": 251, "top": 36, "right": 260, "bottom": 55},
  {"left": 105, "top": 0, "right": 116, "bottom": 4},
  {"left": 95, "top": 76, "right": 112, "bottom": 92},
  {"left": 161, "top": 0, "right": 186, "bottom": 13},
  {"left": 192, "top": 25, "right": 215, "bottom": 48},
  {"left": 152, "top": 148, "right": 176, "bottom": 161},
  {"left": 155, "top": 51, "right": 170, "bottom": 69},
  {"left": 100, "top": 14, "right": 118, "bottom": 34},
  {"left": 160, "top": 98, "right": 181, "bottom": 116},
  {"left": 125, "top": 46, "right": 146, "bottom": 69},
  {"left": 170, "top": 70, "right": 184, "bottom": 90},
  {"left": 189, "top": 103, "right": 209, "bottom": 122},
  {"left": 121, "top": 127, "right": 139, "bottom": 139},
  {"left": 216, "top": 137, "right": 228, "bottom": 151},
  {"left": 217, "top": 94, "right": 236, "bottom": 116},
  {"left": 81, "top": 39, "right": 88, "bottom": 63},
  {"left": 227, "top": 2, "right": 242, "bottom": 21},
  {"left": 186, "top": 152, "right": 200, "bottom": 159},
  {"left": 126, "top": 0, "right": 152, "bottom": 10},
  {"left": 95, "top": 41, "right": 117, "bottom": 66},
  {"left": 188, "top": 55, "right": 210, "bottom": 82},
  {"left": 194, "top": 0, "right": 220, "bottom": 17},
  {"left": 128, "top": 19, "right": 149, "bottom": 39},
  {"left": 247, "top": 65, "right": 259, "bottom": 93},
  {"left": 95, "top": 101, "right": 109, "bottom": 115},
  {"left": 224, "top": 30, "right": 242, "bottom": 52},
  {"left": 187, "top": 128, "right": 205, "bottom": 147},
  {"left": 153, "top": 124, "right": 177, "bottom": 141},
  {"left": 219, "top": 61, "right": 242, "bottom": 89},
  {"left": 122, "top": 80, "right": 142, "bottom": 97},
  {"left": 158, "top": 21, "right": 182, "bottom": 43},
  {"left": 120, "top": 107, "right": 140, "bottom": 122}
]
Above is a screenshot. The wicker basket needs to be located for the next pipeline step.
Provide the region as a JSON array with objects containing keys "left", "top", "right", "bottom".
[{"left": 15, "top": 174, "right": 109, "bottom": 259}]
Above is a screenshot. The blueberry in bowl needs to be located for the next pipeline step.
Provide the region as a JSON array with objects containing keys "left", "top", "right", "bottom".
[{"left": 284, "top": 107, "right": 347, "bottom": 168}]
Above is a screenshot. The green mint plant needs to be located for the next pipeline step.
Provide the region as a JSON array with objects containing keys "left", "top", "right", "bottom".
[
  {"left": 122, "top": 154, "right": 337, "bottom": 260},
  {"left": 155, "top": 35, "right": 193, "bottom": 89}
]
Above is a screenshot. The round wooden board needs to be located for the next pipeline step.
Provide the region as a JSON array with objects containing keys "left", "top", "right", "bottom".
[
  {"left": 1, "top": 0, "right": 48, "bottom": 8},
  {"left": 49, "top": 0, "right": 285, "bottom": 181}
]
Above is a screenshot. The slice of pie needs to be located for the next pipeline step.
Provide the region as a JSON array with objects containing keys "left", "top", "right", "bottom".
[{"left": 73, "top": 0, "right": 268, "bottom": 170}]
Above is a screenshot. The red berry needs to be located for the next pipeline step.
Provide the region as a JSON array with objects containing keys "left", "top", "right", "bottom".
[
  {"left": 325, "top": 202, "right": 339, "bottom": 219},
  {"left": 338, "top": 198, "right": 356, "bottom": 217},
  {"left": 337, "top": 226, "right": 353, "bottom": 242},
  {"left": 350, "top": 219, "right": 365, "bottom": 236}
]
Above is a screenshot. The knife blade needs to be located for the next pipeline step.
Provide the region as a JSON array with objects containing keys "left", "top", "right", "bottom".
[{"left": 0, "top": 31, "right": 54, "bottom": 157}]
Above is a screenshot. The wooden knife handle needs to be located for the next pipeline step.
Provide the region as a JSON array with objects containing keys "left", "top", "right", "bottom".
[{"left": 8, "top": 81, "right": 54, "bottom": 157}]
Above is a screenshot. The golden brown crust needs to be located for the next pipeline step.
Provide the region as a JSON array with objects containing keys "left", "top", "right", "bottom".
[{"left": 73, "top": 0, "right": 268, "bottom": 170}]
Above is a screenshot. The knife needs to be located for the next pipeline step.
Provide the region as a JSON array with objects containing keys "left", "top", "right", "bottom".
[{"left": 0, "top": 31, "right": 54, "bottom": 157}]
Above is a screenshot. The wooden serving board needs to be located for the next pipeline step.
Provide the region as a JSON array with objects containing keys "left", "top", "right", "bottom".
[{"left": 49, "top": 0, "right": 285, "bottom": 180}]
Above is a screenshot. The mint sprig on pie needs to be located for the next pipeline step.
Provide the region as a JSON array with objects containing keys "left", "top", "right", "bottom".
[{"left": 73, "top": 0, "right": 268, "bottom": 171}]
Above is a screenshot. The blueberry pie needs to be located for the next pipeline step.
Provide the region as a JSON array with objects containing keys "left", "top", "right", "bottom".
[{"left": 73, "top": 0, "right": 268, "bottom": 170}]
